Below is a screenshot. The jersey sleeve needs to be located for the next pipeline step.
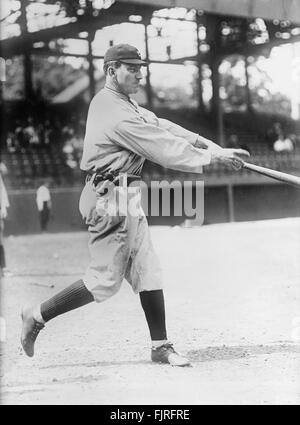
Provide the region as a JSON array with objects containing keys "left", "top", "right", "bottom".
[
  {"left": 110, "top": 117, "right": 211, "bottom": 173},
  {"left": 157, "top": 118, "right": 199, "bottom": 146},
  {"left": 138, "top": 106, "right": 199, "bottom": 146}
]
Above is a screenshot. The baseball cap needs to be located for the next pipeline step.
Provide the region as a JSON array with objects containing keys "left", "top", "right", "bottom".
[{"left": 104, "top": 44, "right": 147, "bottom": 65}]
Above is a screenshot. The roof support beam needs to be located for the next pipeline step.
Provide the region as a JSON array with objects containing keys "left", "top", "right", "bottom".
[
  {"left": 20, "top": 0, "right": 34, "bottom": 100},
  {"left": 0, "top": 2, "right": 155, "bottom": 58},
  {"left": 87, "top": 31, "right": 96, "bottom": 101},
  {"left": 117, "top": 0, "right": 300, "bottom": 24}
]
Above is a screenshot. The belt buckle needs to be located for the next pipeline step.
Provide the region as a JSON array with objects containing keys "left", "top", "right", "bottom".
[
  {"left": 92, "top": 172, "right": 117, "bottom": 187},
  {"left": 106, "top": 172, "right": 116, "bottom": 182},
  {"left": 93, "top": 173, "right": 102, "bottom": 187}
]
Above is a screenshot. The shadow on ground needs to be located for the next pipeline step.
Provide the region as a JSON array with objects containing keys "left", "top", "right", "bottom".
[{"left": 187, "top": 343, "right": 300, "bottom": 362}]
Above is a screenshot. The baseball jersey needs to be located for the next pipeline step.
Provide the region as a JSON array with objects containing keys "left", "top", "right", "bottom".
[
  {"left": 0, "top": 174, "right": 9, "bottom": 216},
  {"left": 36, "top": 185, "right": 51, "bottom": 212},
  {"left": 80, "top": 86, "right": 212, "bottom": 176}
]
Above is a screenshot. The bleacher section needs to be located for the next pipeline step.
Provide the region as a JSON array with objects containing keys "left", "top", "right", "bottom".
[
  {"left": 2, "top": 145, "right": 83, "bottom": 189},
  {"left": 2, "top": 141, "right": 300, "bottom": 189}
]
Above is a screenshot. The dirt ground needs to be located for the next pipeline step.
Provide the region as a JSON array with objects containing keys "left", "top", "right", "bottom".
[{"left": 1, "top": 218, "right": 300, "bottom": 405}]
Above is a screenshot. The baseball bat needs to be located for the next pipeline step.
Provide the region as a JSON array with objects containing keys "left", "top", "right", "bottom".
[{"left": 242, "top": 162, "right": 300, "bottom": 188}]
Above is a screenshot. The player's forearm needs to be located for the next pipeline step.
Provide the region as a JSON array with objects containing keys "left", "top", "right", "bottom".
[
  {"left": 158, "top": 118, "right": 198, "bottom": 145},
  {"left": 195, "top": 135, "right": 222, "bottom": 152}
]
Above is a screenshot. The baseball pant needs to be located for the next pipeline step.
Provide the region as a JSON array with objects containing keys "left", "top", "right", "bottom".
[
  {"left": 79, "top": 178, "right": 163, "bottom": 302},
  {"left": 0, "top": 218, "right": 6, "bottom": 269},
  {"left": 39, "top": 202, "right": 50, "bottom": 231}
]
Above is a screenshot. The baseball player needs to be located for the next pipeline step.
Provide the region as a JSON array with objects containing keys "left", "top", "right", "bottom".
[
  {"left": 21, "top": 44, "right": 249, "bottom": 366},
  {"left": 36, "top": 180, "right": 52, "bottom": 231},
  {"left": 0, "top": 172, "right": 10, "bottom": 276}
]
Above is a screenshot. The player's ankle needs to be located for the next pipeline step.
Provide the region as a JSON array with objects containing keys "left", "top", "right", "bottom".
[
  {"left": 152, "top": 339, "right": 168, "bottom": 349},
  {"left": 33, "top": 304, "right": 46, "bottom": 325}
]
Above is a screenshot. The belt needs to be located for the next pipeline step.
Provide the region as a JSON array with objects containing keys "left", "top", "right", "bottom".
[{"left": 86, "top": 172, "right": 141, "bottom": 187}]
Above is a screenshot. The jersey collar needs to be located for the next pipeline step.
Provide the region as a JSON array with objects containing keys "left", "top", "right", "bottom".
[
  {"left": 104, "top": 85, "right": 139, "bottom": 111},
  {"left": 104, "top": 85, "right": 130, "bottom": 102}
]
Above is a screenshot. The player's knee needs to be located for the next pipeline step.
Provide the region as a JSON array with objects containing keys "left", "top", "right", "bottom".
[{"left": 87, "top": 280, "right": 123, "bottom": 303}]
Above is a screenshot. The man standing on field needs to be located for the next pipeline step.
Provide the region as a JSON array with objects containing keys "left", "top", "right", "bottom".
[{"left": 21, "top": 44, "right": 249, "bottom": 366}]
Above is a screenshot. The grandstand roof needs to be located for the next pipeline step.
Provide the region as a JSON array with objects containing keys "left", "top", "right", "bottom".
[
  {"left": 118, "top": 0, "right": 300, "bottom": 23},
  {"left": 1, "top": 1, "right": 299, "bottom": 60}
]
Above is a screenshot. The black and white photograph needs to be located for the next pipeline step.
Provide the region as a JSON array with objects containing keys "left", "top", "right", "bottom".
[{"left": 0, "top": 0, "right": 299, "bottom": 407}]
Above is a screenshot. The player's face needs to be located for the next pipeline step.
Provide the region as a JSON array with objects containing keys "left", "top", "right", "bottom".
[{"left": 115, "top": 63, "right": 143, "bottom": 95}]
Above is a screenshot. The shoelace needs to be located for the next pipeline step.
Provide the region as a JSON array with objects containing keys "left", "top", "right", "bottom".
[
  {"left": 156, "top": 343, "right": 176, "bottom": 353},
  {"left": 29, "top": 321, "right": 44, "bottom": 342}
]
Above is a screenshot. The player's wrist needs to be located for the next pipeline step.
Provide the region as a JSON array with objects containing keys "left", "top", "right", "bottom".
[{"left": 210, "top": 151, "right": 224, "bottom": 164}]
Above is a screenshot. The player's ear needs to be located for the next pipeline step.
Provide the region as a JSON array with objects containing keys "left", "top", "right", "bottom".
[{"left": 108, "top": 67, "right": 115, "bottom": 77}]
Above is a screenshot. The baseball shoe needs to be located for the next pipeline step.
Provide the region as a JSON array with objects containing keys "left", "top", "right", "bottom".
[
  {"left": 21, "top": 306, "right": 44, "bottom": 357},
  {"left": 151, "top": 342, "right": 191, "bottom": 367}
]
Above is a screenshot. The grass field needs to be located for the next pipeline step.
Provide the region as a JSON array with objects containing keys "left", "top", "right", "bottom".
[{"left": 1, "top": 218, "right": 300, "bottom": 405}]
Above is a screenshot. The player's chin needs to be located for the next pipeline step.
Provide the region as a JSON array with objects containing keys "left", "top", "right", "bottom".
[{"left": 131, "top": 85, "right": 139, "bottom": 93}]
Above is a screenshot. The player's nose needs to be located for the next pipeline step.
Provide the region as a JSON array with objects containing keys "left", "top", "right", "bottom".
[{"left": 136, "top": 69, "right": 143, "bottom": 80}]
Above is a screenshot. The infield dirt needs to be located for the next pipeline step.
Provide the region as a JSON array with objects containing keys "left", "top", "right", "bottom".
[{"left": 1, "top": 218, "right": 300, "bottom": 404}]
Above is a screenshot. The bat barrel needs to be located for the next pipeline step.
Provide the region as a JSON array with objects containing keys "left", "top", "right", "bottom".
[{"left": 243, "top": 162, "right": 300, "bottom": 188}]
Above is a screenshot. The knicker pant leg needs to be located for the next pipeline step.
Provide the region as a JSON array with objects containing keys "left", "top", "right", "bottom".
[
  {"left": 125, "top": 214, "right": 163, "bottom": 293},
  {"left": 81, "top": 183, "right": 132, "bottom": 303}
]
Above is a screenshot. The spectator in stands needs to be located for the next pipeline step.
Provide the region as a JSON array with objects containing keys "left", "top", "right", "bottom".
[
  {"left": 6, "top": 131, "right": 17, "bottom": 153},
  {"left": 15, "top": 120, "right": 25, "bottom": 151},
  {"left": 62, "top": 129, "right": 80, "bottom": 185},
  {"left": 69, "top": 130, "right": 83, "bottom": 162},
  {"left": 273, "top": 134, "right": 294, "bottom": 153},
  {"left": 36, "top": 180, "right": 52, "bottom": 231},
  {"left": 0, "top": 163, "right": 12, "bottom": 277},
  {"left": 266, "top": 122, "right": 284, "bottom": 148},
  {"left": 43, "top": 120, "right": 53, "bottom": 148},
  {"left": 62, "top": 125, "right": 73, "bottom": 141},
  {"left": 24, "top": 118, "right": 40, "bottom": 150},
  {"left": 63, "top": 136, "right": 77, "bottom": 167}
]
